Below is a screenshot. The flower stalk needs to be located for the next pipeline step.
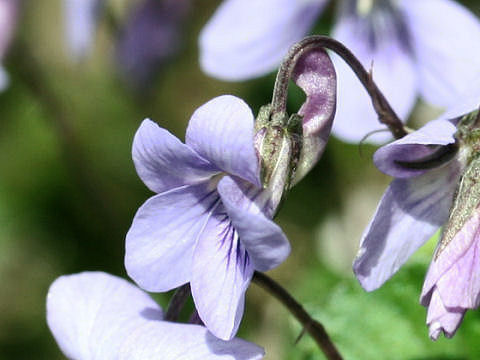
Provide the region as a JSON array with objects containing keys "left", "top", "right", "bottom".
[
  {"left": 164, "top": 283, "right": 191, "bottom": 322},
  {"left": 252, "top": 271, "right": 343, "bottom": 360},
  {"left": 271, "top": 35, "right": 407, "bottom": 139}
]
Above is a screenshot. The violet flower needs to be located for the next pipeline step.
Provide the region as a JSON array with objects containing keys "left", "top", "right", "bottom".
[
  {"left": 199, "top": 0, "right": 480, "bottom": 143},
  {"left": 0, "top": 0, "right": 18, "bottom": 91},
  {"left": 126, "top": 46, "right": 335, "bottom": 341},
  {"left": 125, "top": 96, "right": 291, "bottom": 341},
  {"left": 353, "top": 106, "right": 480, "bottom": 339},
  {"left": 63, "top": 0, "right": 102, "bottom": 60},
  {"left": 47, "top": 272, "right": 264, "bottom": 359},
  {"left": 116, "top": 0, "right": 190, "bottom": 89}
]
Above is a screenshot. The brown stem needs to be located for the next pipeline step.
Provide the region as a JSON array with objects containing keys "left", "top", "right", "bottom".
[
  {"left": 252, "top": 271, "right": 343, "bottom": 360},
  {"left": 272, "top": 35, "right": 407, "bottom": 139},
  {"left": 164, "top": 284, "right": 191, "bottom": 322}
]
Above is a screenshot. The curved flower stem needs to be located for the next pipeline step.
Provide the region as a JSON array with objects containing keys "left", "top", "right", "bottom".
[
  {"left": 272, "top": 35, "right": 407, "bottom": 139},
  {"left": 252, "top": 271, "right": 343, "bottom": 360},
  {"left": 164, "top": 284, "right": 191, "bottom": 322}
]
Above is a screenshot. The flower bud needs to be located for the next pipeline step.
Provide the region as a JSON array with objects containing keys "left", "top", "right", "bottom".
[{"left": 254, "top": 104, "right": 302, "bottom": 213}]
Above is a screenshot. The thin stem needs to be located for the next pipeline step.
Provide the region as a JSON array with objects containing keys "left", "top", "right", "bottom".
[
  {"left": 272, "top": 35, "right": 407, "bottom": 139},
  {"left": 164, "top": 284, "right": 191, "bottom": 322},
  {"left": 252, "top": 271, "right": 343, "bottom": 360}
]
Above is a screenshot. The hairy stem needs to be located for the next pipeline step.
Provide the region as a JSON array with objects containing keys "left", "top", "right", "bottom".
[
  {"left": 252, "top": 271, "right": 343, "bottom": 360},
  {"left": 272, "top": 35, "right": 407, "bottom": 139}
]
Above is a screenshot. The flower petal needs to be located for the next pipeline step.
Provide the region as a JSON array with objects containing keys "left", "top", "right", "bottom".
[
  {"left": 120, "top": 322, "right": 264, "bottom": 360},
  {"left": 424, "top": 288, "right": 465, "bottom": 340},
  {"left": 63, "top": 0, "right": 101, "bottom": 60},
  {"left": 125, "top": 182, "right": 220, "bottom": 292},
  {"left": 47, "top": 272, "right": 264, "bottom": 360},
  {"left": 116, "top": 0, "right": 190, "bottom": 88},
  {"left": 292, "top": 46, "right": 337, "bottom": 183},
  {"left": 400, "top": 0, "right": 480, "bottom": 109},
  {"left": 218, "top": 176, "right": 290, "bottom": 272},
  {"left": 186, "top": 95, "right": 260, "bottom": 186},
  {"left": 199, "top": 0, "right": 326, "bottom": 81},
  {"left": 191, "top": 205, "right": 254, "bottom": 340},
  {"left": 439, "top": 86, "right": 480, "bottom": 121},
  {"left": 46, "top": 271, "right": 163, "bottom": 360},
  {"left": 133, "top": 119, "right": 218, "bottom": 193},
  {"left": 354, "top": 163, "right": 459, "bottom": 291},
  {"left": 330, "top": 11, "right": 417, "bottom": 143},
  {"left": 0, "top": 0, "right": 17, "bottom": 59},
  {"left": 421, "top": 210, "right": 480, "bottom": 309},
  {"left": 373, "top": 119, "right": 457, "bottom": 178}
]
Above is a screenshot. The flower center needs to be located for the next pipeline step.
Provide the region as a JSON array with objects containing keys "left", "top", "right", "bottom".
[{"left": 345, "top": 0, "right": 411, "bottom": 53}]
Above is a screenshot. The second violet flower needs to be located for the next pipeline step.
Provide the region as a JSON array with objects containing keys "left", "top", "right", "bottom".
[
  {"left": 199, "top": 0, "right": 480, "bottom": 143},
  {"left": 354, "top": 105, "right": 480, "bottom": 340}
]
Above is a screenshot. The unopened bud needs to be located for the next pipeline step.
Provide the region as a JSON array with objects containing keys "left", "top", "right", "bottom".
[{"left": 254, "top": 104, "right": 302, "bottom": 212}]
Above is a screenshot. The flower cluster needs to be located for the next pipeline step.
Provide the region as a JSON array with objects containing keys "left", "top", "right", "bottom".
[
  {"left": 47, "top": 40, "right": 337, "bottom": 358},
  {"left": 45, "top": 1, "right": 480, "bottom": 356}
]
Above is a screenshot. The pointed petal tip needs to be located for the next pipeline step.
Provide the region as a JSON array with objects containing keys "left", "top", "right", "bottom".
[
  {"left": 428, "top": 322, "right": 442, "bottom": 341},
  {"left": 352, "top": 264, "right": 382, "bottom": 293}
]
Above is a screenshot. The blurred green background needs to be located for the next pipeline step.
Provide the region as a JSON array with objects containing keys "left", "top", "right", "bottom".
[{"left": 1, "top": 1, "right": 480, "bottom": 359}]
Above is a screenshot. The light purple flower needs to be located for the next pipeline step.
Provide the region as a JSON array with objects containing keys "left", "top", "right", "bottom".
[
  {"left": 199, "top": 0, "right": 480, "bottom": 143},
  {"left": 125, "top": 95, "right": 292, "bottom": 341},
  {"left": 63, "top": 0, "right": 102, "bottom": 60},
  {"left": 353, "top": 106, "right": 480, "bottom": 339},
  {"left": 116, "top": 0, "right": 190, "bottom": 89},
  {"left": 0, "top": 0, "right": 18, "bottom": 91},
  {"left": 47, "top": 271, "right": 264, "bottom": 359}
]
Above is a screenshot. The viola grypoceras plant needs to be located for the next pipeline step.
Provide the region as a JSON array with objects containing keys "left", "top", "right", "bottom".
[
  {"left": 353, "top": 106, "right": 480, "bottom": 339},
  {"left": 124, "top": 45, "right": 336, "bottom": 340}
]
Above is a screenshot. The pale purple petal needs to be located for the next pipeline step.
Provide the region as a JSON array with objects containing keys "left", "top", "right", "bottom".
[
  {"left": 116, "top": 0, "right": 190, "bottom": 88},
  {"left": 47, "top": 272, "right": 264, "bottom": 360},
  {"left": 373, "top": 119, "right": 457, "bottom": 178},
  {"left": 438, "top": 78, "right": 480, "bottom": 121},
  {"left": 186, "top": 95, "right": 260, "bottom": 187},
  {"left": 47, "top": 271, "right": 162, "bottom": 360},
  {"left": 191, "top": 206, "right": 254, "bottom": 340},
  {"left": 354, "top": 163, "right": 460, "bottom": 291},
  {"left": 199, "top": 0, "right": 326, "bottom": 81},
  {"left": 125, "top": 182, "right": 220, "bottom": 292},
  {"left": 0, "top": 0, "right": 17, "bottom": 60},
  {"left": 400, "top": 0, "right": 480, "bottom": 109},
  {"left": 218, "top": 176, "right": 290, "bottom": 272},
  {"left": 64, "top": 0, "right": 102, "bottom": 60},
  {"left": 132, "top": 119, "right": 218, "bottom": 193},
  {"left": 421, "top": 210, "right": 480, "bottom": 308},
  {"left": 330, "top": 12, "right": 416, "bottom": 143},
  {"left": 120, "top": 322, "right": 264, "bottom": 359},
  {"left": 292, "top": 47, "right": 337, "bottom": 183},
  {"left": 424, "top": 288, "right": 465, "bottom": 340}
]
